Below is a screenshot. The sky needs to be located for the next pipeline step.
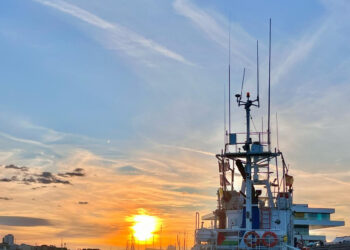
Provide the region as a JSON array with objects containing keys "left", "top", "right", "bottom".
[{"left": 0, "top": 0, "right": 350, "bottom": 249}]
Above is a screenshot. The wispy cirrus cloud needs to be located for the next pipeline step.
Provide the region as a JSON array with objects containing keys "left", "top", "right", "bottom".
[
  {"left": 173, "top": 0, "right": 254, "bottom": 66},
  {"left": 272, "top": 20, "right": 330, "bottom": 85},
  {"left": 33, "top": 0, "right": 113, "bottom": 29},
  {"left": 159, "top": 144, "right": 215, "bottom": 156},
  {"left": 115, "top": 165, "right": 147, "bottom": 176},
  {"left": 0, "top": 131, "right": 50, "bottom": 148},
  {"left": 33, "top": 0, "right": 193, "bottom": 66}
]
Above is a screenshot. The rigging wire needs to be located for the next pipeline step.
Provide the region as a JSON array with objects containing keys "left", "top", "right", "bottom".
[{"left": 250, "top": 115, "right": 258, "bottom": 133}]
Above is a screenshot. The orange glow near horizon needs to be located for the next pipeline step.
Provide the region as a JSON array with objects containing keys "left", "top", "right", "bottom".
[{"left": 128, "top": 211, "right": 160, "bottom": 243}]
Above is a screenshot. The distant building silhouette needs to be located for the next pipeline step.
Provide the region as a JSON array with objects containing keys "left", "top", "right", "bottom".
[{"left": 3, "top": 235, "right": 14, "bottom": 245}]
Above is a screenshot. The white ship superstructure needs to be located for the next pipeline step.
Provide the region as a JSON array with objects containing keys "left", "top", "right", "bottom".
[{"left": 192, "top": 20, "right": 344, "bottom": 250}]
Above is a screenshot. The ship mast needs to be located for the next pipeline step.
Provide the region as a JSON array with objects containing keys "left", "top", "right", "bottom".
[
  {"left": 245, "top": 95, "right": 253, "bottom": 229},
  {"left": 230, "top": 20, "right": 272, "bottom": 230},
  {"left": 235, "top": 91, "right": 259, "bottom": 229},
  {"left": 215, "top": 18, "right": 281, "bottom": 232}
]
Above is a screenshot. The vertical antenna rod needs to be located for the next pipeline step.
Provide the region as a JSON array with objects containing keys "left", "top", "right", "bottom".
[
  {"left": 261, "top": 116, "right": 264, "bottom": 143},
  {"left": 224, "top": 80, "right": 226, "bottom": 145},
  {"left": 268, "top": 18, "right": 272, "bottom": 151},
  {"left": 276, "top": 112, "right": 280, "bottom": 151},
  {"left": 257, "top": 40, "right": 260, "bottom": 107},
  {"left": 240, "top": 68, "right": 246, "bottom": 100},
  {"left": 275, "top": 148, "right": 280, "bottom": 194},
  {"left": 228, "top": 20, "right": 231, "bottom": 135}
]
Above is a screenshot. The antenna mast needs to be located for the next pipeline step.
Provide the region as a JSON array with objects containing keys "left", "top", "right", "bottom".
[
  {"left": 240, "top": 68, "right": 246, "bottom": 102},
  {"left": 224, "top": 79, "right": 227, "bottom": 145},
  {"left": 276, "top": 112, "right": 280, "bottom": 151},
  {"left": 228, "top": 20, "right": 231, "bottom": 136},
  {"left": 257, "top": 40, "right": 260, "bottom": 107},
  {"left": 268, "top": 18, "right": 272, "bottom": 152}
]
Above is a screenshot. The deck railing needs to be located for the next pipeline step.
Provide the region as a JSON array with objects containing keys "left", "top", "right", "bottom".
[{"left": 195, "top": 228, "right": 292, "bottom": 249}]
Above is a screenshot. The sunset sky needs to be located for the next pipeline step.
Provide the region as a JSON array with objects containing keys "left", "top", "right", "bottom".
[{"left": 0, "top": 0, "right": 350, "bottom": 249}]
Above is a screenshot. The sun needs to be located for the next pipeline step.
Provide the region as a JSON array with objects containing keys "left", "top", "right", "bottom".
[{"left": 130, "top": 214, "right": 159, "bottom": 242}]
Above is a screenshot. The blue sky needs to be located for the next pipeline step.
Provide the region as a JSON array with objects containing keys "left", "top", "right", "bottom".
[{"left": 0, "top": 0, "right": 350, "bottom": 248}]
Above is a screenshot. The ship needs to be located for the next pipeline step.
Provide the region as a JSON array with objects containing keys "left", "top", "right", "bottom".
[{"left": 192, "top": 20, "right": 345, "bottom": 250}]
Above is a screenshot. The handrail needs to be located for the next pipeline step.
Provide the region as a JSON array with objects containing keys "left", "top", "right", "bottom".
[{"left": 195, "top": 228, "right": 293, "bottom": 249}]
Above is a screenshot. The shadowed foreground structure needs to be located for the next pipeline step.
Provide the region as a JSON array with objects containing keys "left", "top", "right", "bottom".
[{"left": 312, "top": 242, "right": 350, "bottom": 249}]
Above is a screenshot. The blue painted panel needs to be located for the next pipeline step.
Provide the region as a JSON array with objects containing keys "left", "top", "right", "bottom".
[{"left": 229, "top": 133, "right": 237, "bottom": 145}]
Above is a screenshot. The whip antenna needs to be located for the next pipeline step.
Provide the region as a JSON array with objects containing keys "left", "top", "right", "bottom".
[
  {"left": 257, "top": 40, "right": 260, "bottom": 107},
  {"left": 239, "top": 68, "right": 246, "bottom": 102},
  {"left": 224, "top": 80, "right": 227, "bottom": 144},
  {"left": 268, "top": 18, "right": 272, "bottom": 151},
  {"left": 228, "top": 19, "right": 231, "bottom": 135},
  {"left": 276, "top": 112, "right": 280, "bottom": 151}
]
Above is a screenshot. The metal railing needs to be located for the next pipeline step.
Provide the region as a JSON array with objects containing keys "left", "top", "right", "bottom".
[{"left": 195, "top": 228, "right": 291, "bottom": 249}]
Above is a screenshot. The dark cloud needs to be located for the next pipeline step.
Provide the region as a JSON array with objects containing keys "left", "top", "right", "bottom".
[
  {"left": 0, "top": 216, "right": 51, "bottom": 226},
  {"left": 39, "top": 172, "right": 52, "bottom": 178},
  {"left": 22, "top": 176, "right": 36, "bottom": 184},
  {"left": 31, "top": 186, "right": 47, "bottom": 190},
  {"left": 0, "top": 165, "right": 83, "bottom": 186},
  {"left": 22, "top": 172, "right": 70, "bottom": 185},
  {"left": 116, "top": 165, "right": 145, "bottom": 175},
  {"left": 36, "top": 172, "right": 70, "bottom": 185},
  {"left": 0, "top": 197, "right": 12, "bottom": 200},
  {"left": 5, "top": 164, "right": 28, "bottom": 171},
  {"left": 0, "top": 176, "right": 18, "bottom": 182},
  {"left": 78, "top": 201, "right": 88, "bottom": 205},
  {"left": 58, "top": 168, "right": 85, "bottom": 177},
  {"left": 0, "top": 178, "right": 13, "bottom": 182}
]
